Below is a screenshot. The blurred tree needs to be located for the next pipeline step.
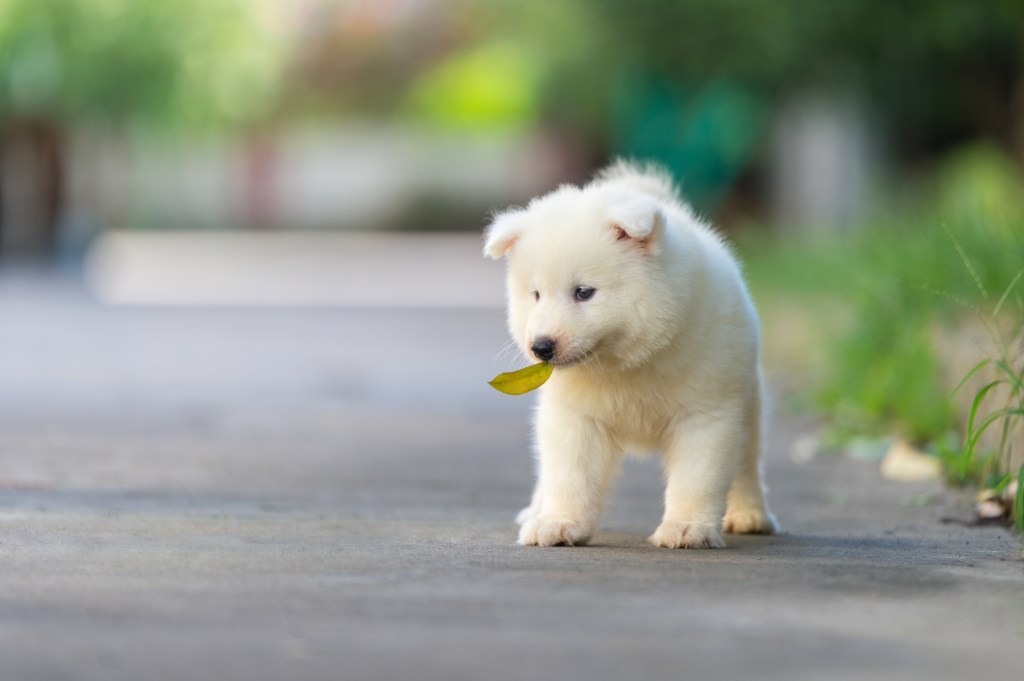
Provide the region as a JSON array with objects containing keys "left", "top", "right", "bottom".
[
  {"left": 284, "top": 0, "right": 1020, "bottom": 218},
  {"left": 0, "top": 0, "right": 282, "bottom": 254},
  {"left": 405, "top": 41, "right": 543, "bottom": 131},
  {"left": 588, "top": 0, "right": 1024, "bottom": 162}
]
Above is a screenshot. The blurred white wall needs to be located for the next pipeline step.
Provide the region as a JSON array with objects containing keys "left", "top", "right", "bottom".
[
  {"left": 85, "top": 230, "right": 505, "bottom": 308},
  {"left": 770, "top": 94, "right": 881, "bottom": 231},
  {"left": 63, "top": 124, "right": 568, "bottom": 238}
]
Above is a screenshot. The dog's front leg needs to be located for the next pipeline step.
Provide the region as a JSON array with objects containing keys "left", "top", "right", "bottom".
[
  {"left": 650, "top": 412, "right": 742, "bottom": 549},
  {"left": 518, "top": 404, "right": 620, "bottom": 547}
]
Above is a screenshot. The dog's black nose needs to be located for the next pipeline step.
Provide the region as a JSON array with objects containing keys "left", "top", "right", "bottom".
[{"left": 531, "top": 338, "right": 556, "bottom": 362}]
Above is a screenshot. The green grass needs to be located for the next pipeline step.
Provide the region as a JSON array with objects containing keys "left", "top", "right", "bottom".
[
  {"left": 1017, "top": 463, "right": 1024, "bottom": 535},
  {"left": 738, "top": 142, "right": 1024, "bottom": 536},
  {"left": 941, "top": 336, "right": 1023, "bottom": 494},
  {"left": 941, "top": 265, "right": 1024, "bottom": 536},
  {"left": 739, "top": 213, "right": 1022, "bottom": 440}
]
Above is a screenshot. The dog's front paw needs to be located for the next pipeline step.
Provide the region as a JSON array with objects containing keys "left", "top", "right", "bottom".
[
  {"left": 723, "top": 507, "right": 777, "bottom": 535},
  {"left": 649, "top": 520, "right": 724, "bottom": 549},
  {"left": 518, "top": 517, "right": 592, "bottom": 547}
]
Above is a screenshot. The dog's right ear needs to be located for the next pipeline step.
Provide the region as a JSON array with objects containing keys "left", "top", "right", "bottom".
[
  {"left": 483, "top": 209, "right": 527, "bottom": 259},
  {"left": 607, "top": 195, "right": 664, "bottom": 245}
]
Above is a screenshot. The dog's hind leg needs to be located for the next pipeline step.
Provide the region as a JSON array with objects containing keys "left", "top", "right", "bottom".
[{"left": 723, "top": 380, "right": 777, "bottom": 534}]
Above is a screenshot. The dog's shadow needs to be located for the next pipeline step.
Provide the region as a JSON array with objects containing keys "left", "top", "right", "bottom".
[{"left": 584, "top": 528, "right": 935, "bottom": 560}]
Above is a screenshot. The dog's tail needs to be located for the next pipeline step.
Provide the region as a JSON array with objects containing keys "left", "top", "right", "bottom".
[{"left": 596, "top": 158, "right": 680, "bottom": 203}]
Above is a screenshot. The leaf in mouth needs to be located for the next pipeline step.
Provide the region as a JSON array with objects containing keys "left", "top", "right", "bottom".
[{"left": 488, "top": 362, "right": 554, "bottom": 395}]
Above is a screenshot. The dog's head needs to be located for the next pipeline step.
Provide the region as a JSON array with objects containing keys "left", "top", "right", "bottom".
[{"left": 484, "top": 182, "right": 682, "bottom": 371}]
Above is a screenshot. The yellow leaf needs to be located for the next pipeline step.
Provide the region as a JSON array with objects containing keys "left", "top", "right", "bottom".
[{"left": 488, "top": 362, "right": 553, "bottom": 395}]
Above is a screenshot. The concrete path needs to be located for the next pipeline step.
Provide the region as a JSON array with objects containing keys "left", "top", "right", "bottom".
[{"left": 0, "top": 239, "right": 1021, "bottom": 681}]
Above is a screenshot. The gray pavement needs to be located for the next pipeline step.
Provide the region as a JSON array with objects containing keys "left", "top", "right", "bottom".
[{"left": 1, "top": 245, "right": 1022, "bottom": 681}]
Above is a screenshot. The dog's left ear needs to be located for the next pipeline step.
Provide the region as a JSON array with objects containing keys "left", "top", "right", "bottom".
[
  {"left": 483, "top": 209, "right": 527, "bottom": 259},
  {"left": 607, "top": 195, "right": 664, "bottom": 249}
]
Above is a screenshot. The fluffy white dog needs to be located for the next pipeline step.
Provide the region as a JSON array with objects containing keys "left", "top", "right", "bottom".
[{"left": 484, "top": 160, "right": 776, "bottom": 548}]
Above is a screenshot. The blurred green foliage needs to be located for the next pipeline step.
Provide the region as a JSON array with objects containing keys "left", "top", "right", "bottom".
[
  {"left": 405, "top": 41, "right": 543, "bottom": 130},
  {"left": 3, "top": 0, "right": 1023, "bottom": 154},
  {"left": 611, "top": 77, "right": 765, "bottom": 211},
  {"left": 588, "top": 1, "right": 1024, "bottom": 93},
  {"left": 395, "top": 0, "right": 1024, "bottom": 212},
  {"left": 441, "top": 1, "right": 1024, "bottom": 154},
  {"left": 0, "top": 0, "right": 282, "bottom": 127},
  {"left": 801, "top": 144, "right": 1024, "bottom": 443},
  {"left": 936, "top": 145, "right": 1024, "bottom": 228}
]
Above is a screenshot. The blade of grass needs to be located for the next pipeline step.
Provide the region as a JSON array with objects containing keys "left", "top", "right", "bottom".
[
  {"left": 992, "top": 267, "right": 1024, "bottom": 319},
  {"left": 966, "top": 407, "right": 1018, "bottom": 453},
  {"left": 992, "top": 359, "right": 1024, "bottom": 392},
  {"left": 990, "top": 471, "right": 1013, "bottom": 495},
  {"left": 997, "top": 416, "right": 1012, "bottom": 472},
  {"left": 1016, "top": 463, "right": 1024, "bottom": 536},
  {"left": 942, "top": 223, "right": 989, "bottom": 300},
  {"left": 909, "top": 283, "right": 978, "bottom": 313},
  {"left": 951, "top": 358, "right": 992, "bottom": 396},
  {"left": 966, "top": 380, "right": 1002, "bottom": 437}
]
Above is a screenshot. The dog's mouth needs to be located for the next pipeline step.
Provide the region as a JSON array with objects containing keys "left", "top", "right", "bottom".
[{"left": 550, "top": 343, "right": 598, "bottom": 368}]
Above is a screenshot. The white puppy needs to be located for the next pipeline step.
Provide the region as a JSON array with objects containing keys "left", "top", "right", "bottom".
[{"left": 484, "top": 160, "right": 776, "bottom": 548}]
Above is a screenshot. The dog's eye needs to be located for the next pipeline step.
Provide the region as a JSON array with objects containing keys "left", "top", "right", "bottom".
[
  {"left": 574, "top": 286, "right": 596, "bottom": 302},
  {"left": 532, "top": 291, "right": 540, "bottom": 301}
]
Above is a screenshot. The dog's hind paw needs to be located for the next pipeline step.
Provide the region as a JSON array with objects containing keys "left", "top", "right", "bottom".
[
  {"left": 723, "top": 508, "right": 777, "bottom": 534},
  {"left": 649, "top": 520, "right": 724, "bottom": 549}
]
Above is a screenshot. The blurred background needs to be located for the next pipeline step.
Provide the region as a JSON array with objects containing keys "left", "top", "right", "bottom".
[
  {"left": 0, "top": 0, "right": 1022, "bottom": 505},
  {"left": 2, "top": 0, "right": 1021, "bottom": 248}
]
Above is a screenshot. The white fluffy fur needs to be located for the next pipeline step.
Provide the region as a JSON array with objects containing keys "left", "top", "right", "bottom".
[{"left": 484, "top": 160, "right": 777, "bottom": 548}]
